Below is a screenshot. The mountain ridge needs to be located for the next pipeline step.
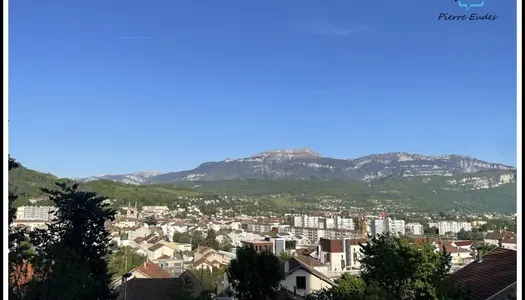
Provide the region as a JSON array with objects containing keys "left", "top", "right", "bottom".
[
  {"left": 9, "top": 159, "right": 517, "bottom": 213},
  {"left": 78, "top": 149, "right": 515, "bottom": 184}
]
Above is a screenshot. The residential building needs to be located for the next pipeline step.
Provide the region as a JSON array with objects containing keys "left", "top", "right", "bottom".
[
  {"left": 16, "top": 206, "right": 55, "bottom": 221},
  {"left": 437, "top": 221, "right": 472, "bottom": 235},
  {"left": 273, "top": 238, "right": 297, "bottom": 256},
  {"left": 484, "top": 230, "right": 517, "bottom": 251},
  {"left": 280, "top": 257, "right": 335, "bottom": 297},
  {"left": 343, "top": 238, "right": 367, "bottom": 271},
  {"left": 405, "top": 223, "right": 424, "bottom": 236},
  {"left": 111, "top": 261, "right": 174, "bottom": 291},
  {"left": 293, "top": 215, "right": 320, "bottom": 228},
  {"left": 371, "top": 218, "right": 405, "bottom": 236},
  {"left": 128, "top": 226, "right": 152, "bottom": 241},
  {"left": 153, "top": 255, "right": 184, "bottom": 276},
  {"left": 147, "top": 243, "right": 175, "bottom": 261},
  {"left": 11, "top": 220, "right": 48, "bottom": 231},
  {"left": 246, "top": 223, "right": 272, "bottom": 233},
  {"left": 192, "top": 259, "right": 217, "bottom": 271},
  {"left": 318, "top": 238, "right": 345, "bottom": 272},
  {"left": 335, "top": 216, "right": 355, "bottom": 230},
  {"left": 193, "top": 246, "right": 233, "bottom": 268},
  {"left": 142, "top": 206, "right": 169, "bottom": 213},
  {"left": 241, "top": 240, "right": 273, "bottom": 253}
]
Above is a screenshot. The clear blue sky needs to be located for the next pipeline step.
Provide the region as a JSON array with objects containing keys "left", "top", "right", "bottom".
[{"left": 9, "top": 0, "right": 517, "bottom": 178}]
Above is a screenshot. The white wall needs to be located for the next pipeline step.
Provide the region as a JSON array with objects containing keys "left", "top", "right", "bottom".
[
  {"left": 502, "top": 243, "right": 517, "bottom": 251},
  {"left": 280, "top": 268, "right": 333, "bottom": 297}
]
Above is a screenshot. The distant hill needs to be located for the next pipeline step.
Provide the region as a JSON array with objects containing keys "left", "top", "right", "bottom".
[
  {"left": 80, "top": 149, "right": 515, "bottom": 183},
  {"left": 174, "top": 171, "right": 517, "bottom": 213},
  {"left": 8, "top": 165, "right": 199, "bottom": 208}
]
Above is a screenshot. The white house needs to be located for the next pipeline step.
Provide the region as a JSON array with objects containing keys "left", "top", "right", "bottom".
[
  {"left": 484, "top": 230, "right": 517, "bottom": 251},
  {"left": 501, "top": 236, "right": 517, "bottom": 250},
  {"left": 280, "top": 257, "right": 336, "bottom": 297},
  {"left": 147, "top": 243, "right": 175, "bottom": 261},
  {"left": 127, "top": 226, "right": 152, "bottom": 241}
]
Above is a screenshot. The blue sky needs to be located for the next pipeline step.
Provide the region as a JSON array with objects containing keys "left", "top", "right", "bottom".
[{"left": 9, "top": 0, "right": 517, "bottom": 178}]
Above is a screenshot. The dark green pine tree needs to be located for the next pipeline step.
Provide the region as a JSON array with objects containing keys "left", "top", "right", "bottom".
[{"left": 27, "top": 182, "right": 117, "bottom": 300}]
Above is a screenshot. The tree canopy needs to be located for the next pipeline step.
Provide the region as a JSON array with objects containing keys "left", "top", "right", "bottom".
[
  {"left": 23, "top": 182, "right": 117, "bottom": 300},
  {"left": 203, "top": 229, "right": 220, "bottom": 250},
  {"left": 226, "top": 246, "right": 284, "bottom": 300},
  {"left": 307, "top": 233, "right": 469, "bottom": 300}
]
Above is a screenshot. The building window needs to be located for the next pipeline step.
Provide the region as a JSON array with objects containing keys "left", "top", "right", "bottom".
[{"left": 296, "top": 276, "right": 306, "bottom": 290}]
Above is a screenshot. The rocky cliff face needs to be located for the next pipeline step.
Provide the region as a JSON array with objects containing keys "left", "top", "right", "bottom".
[
  {"left": 139, "top": 149, "right": 515, "bottom": 183},
  {"left": 80, "top": 171, "right": 162, "bottom": 185}
]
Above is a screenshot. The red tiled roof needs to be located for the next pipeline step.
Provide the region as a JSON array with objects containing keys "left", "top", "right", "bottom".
[
  {"left": 443, "top": 245, "right": 471, "bottom": 253},
  {"left": 134, "top": 262, "right": 173, "bottom": 278},
  {"left": 148, "top": 243, "right": 168, "bottom": 252},
  {"left": 447, "top": 248, "right": 517, "bottom": 300},
  {"left": 484, "top": 230, "right": 516, "bottom": 241},
  {"left": 502, "top": 235, "right": 517, "bottom": 244},
  {"left": 453, "top": 241, "right": 473, "bottom": 247},
  {"left": 294, "top": 254, "right": 326, "bottom": 267}
]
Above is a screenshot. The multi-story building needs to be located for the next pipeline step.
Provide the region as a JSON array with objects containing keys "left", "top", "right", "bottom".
[
  {"left": 336, "top": 217, "right": 355, "bottom": 231},
  {"left": 405, "top": 223, "right": 424, "bottom": 236},
  {"left": 318, "top": 238, "right": 368, "bottom": 272},
  {"left": 246, "top": 223, "right": 272, "bottom": 233},
  {"left": 285, "top": 227, "right": 360, "bottom": 243},
  {"left": 319, "top": 238, "right": 345, "bottom": 272},
  {"left": 371, "top": 218, "right": 406, "bottom": 236},
  {"left": 437, "top": 221, "right": 472, "bottom": 235},
  {"left": 293, "top": 215, "right": 320, "bottom": 228},
  {"left": 273, "top": 238, "right": 297, "bottom": 255},
  {"left": 241, "top": 240, "right": 273, "bottom": 253},
  {"left": 16, "top": 206, "right": 55, "bottom": 221},
  {"left": 322, "top": 216, "right": 355, "bottom": 230}
]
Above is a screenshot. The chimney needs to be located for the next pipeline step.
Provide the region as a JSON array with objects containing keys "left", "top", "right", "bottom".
[
  {"left": 144, "top": 260, "right": 147, "bottom": 268},
  {"left": 477, "top": 248, "right": 483, "bottom": 263},
  {"left": 293, "top": 286, "right": 297, "bottom": 296},
  {"left": 284, "top": 261, "right": 289, "bottom": 273}
]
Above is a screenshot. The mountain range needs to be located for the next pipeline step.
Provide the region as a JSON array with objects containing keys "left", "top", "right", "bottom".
[
  {"left": 9, "top": 149, "right": 517, "bottom": 212},
  {"left": 79, "top": 148, "right": 515, "bottom": 184}
]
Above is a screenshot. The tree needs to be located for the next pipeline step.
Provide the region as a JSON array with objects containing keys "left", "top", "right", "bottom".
[
  {"left": 191, "top": 231, "right": 204, "bottom": 250},
  {"left": 226, "top": 246, "right": 284, "bottom": 300},
  {"left": 8, "top": 157, "right": 33, "bottom": 299},
  {"left": 144, "top": 215, "right": 158, "bottom": 227},
  {"left": 334, "top": 274, "right": 367, "bottom": 296},
  {"left": 173, "top": 231, "right": 192, "bottom": 244},
  {"left": 204, "top": 229, "right": 220, "bottom": 250},
  {"left": 108, "top": 246, "right": 146, "bottom": 279},
  {"left": 219, "top": 243, "right": 235, "bottom": 252},
  {"left": 24, "top": 182, "right": 117, "bottom": 300},
  {"left": 307, "top": 275, "right": 386, "bottom": 300},
  {"left": 277, "top": 251, "right": 293, "bottom": 263},
  {"left": 359, "top": 233, "right": 455, "bottom": 299},
  {"left": 482, "top": 244, "right": 498, "bottom": 254}
]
